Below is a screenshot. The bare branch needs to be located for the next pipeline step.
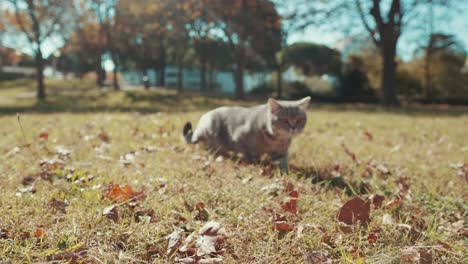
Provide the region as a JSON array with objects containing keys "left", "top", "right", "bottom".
[
  {"left": 10, "top": 0, "right": 35, "bottom": 43},
  {"left": 356, "top": 0, "right": 381, "bottom": 46}
]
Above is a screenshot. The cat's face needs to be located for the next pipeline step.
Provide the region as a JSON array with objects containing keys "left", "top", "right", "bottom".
[{"left": 268, "top": 97, "right": 310, "bottom": 136}]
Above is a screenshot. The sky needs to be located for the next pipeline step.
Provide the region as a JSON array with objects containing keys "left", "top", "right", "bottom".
[
  {"left": 3, "top": 1, "right": 468, "bottom": 65},
  {"left": 288, "top": 1, "right": 468, "bottom": 62}
]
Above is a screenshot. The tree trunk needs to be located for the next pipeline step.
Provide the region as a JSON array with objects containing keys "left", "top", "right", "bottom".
[
  {"left": 380, "top": 45, "right": 399, "bottom": 106},
  {"left": 143, "top": 68, "right": 150, "bottom": 90},
  {"left": 233, "top": 48, "right": 245, "bottom": 100},
  {"left": 96, "top": 55, "right": 105, "bottom": 86},
  {"left": 424, "top": 49, "right": 432, "bottom": 100},
  {"left": 35, "top": 48, "right": 46, "bottom": 100},
  {"left": 200, "top": 57, "right": 207, "bottom": 92},
  {"left": 157, "top": 66, "right": 165, "bottom": 87},
  {"left": 177, "top": 58, "right": 183, "bottom": 94},
  {"left": 111, "top": 54, "right": 119, "bottom": 90},
  {"left": 276, "top": 64, "right": 283, "bottom": 99},
  {"left": 207, "top": 63, "right": 213, "bottom": 91}
]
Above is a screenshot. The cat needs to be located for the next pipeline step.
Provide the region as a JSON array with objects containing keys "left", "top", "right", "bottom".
[{"left": 183, "top": 97, "right": 310, "bottom": 172}]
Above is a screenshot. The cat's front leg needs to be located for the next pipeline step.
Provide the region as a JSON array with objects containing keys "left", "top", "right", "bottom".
[{"left": 278, "top": 154, "right": 288, "bottom": 174}]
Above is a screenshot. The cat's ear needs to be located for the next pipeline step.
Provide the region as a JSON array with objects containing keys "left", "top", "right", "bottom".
[
  {"left": 298, "top": 96, "right": 311, "bottom": 109},
  {"left": 268, "top": 98, "right": 281, "bottom": 113}
]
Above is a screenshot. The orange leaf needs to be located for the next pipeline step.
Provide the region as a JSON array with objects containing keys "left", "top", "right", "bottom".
[
  {"left": 103, "top": 183, "right": 145, "bottom": 203},
  {"left": 34, "top": 228, "right": 44, "bottom": 238}
]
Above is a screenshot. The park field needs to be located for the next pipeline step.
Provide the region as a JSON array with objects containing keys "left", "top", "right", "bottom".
[{"left": 0, "top": 79, "right": 467, "bottom": 263}]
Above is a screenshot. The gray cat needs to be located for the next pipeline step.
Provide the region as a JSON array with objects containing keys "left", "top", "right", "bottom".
[{"left": 183, "top": 97, "right": 310, "bottom": 172}]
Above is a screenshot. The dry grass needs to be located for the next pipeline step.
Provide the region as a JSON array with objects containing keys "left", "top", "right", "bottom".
[{"left": 0, "top": 79, "right": 466, "bottom": 263}]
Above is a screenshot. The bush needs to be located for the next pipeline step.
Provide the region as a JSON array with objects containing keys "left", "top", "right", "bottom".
[{"left": 249, "top": 82, "right": 275, "bottom": 97}]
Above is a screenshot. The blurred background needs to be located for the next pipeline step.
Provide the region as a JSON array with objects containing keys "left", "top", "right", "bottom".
[{"left": 0, "top": 0, "right": 467, "bottom": 107}]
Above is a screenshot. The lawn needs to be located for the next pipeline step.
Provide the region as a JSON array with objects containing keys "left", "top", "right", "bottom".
[{"left": 0, "top": 79, "right": 466, "bottom": 263}]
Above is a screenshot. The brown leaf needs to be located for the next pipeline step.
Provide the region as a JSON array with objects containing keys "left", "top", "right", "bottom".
[
  {"left": 98, "top": 132, "right": 111, "bottom": 142},
  {"left": 196, "top": 221, "right": 227, "bottom": 257},
  {"left": 384, "top": 196, "right": 403, "bottom": 210},
  {"left": 103, "top": 205, "right": 119, "bottom": 222},
  {"left": 0, "top": 229, "right": 9, "bottom": 239},
  {"left": 397, "top": 224, "right": 422, "bottom": 242},
  {"left": 39, "top": 157, "right": 66, "bottom": 171},
  {"left": 281, "top": 190, "right": 298, "bottom": 214},
  {"left": 341, "top": 144, "right": 359, "bottom": 164},
  {"left": 39, "top": 132, "right": 49, "bottom": 140},
  {"left": 337, "top": 196, "right": 370, "bottom": 226},
  {"left": 273, "top": 214, "right": 293, "bottom": 232},
  {"left": 363, "top": 131, "right": 373, "bottom": 141},
  {"left": 369, "top": 194, "right": 385, "bottom": 209},
  {"left": 305, "top": 250, "right": 332, "bottom": 264},
  {"left": 400, "top": 247, "right": 432, "bottom": 264},
  {"left": 21, "top": 176, "right": 35, "bottom": 186},
  {"left": 49, "top": 246, "right": 88, "bottom": 262},
  {"left": 367, "top": 227, "right": 381, "bottom": 246},
  {"left": 48, "top": 198, "right": 67, "bottom": 214},
  {"left": 135, "top": 208, "right": 155, "bottom": 223},
  {"left": 195, "top": 202, "right": 210, "bottom": 221}
]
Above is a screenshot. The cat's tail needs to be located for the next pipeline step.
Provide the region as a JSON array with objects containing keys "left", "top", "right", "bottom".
[{"left": 183, "top": 122, "right": 194, "bottom": 144}]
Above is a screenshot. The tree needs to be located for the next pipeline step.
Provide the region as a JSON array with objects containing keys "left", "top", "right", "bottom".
[
  {"left": 283, "top": 42, "right": 341, "bottom": 76},
  {"left": 294, "top": 0, "right": 461, "bottom": 105},
  {"left": 116, "top": 0, "right": 168, "bottom": 88},
  {"left": 205, "top": 0, "right": 282, "bottom": 99},
  {"left": 6, "top": 0, "right": 71, "bottom": 99}
]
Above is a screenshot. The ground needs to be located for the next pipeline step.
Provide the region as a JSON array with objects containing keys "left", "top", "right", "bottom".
[{"left": 0, "top": 79, "right": 466, "bottom": 263}]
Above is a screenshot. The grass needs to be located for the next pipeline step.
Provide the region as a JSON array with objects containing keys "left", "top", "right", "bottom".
[{"left": 0, "top": 79, "right": 467, "bottom": 263}]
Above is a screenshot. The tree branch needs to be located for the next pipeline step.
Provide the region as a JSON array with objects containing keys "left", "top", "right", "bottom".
[
  {"left": 10, "top": 0, "right": 35, "bottom": 43},
  {"left": 355, "top": 0, "right": 381, "bottom": 46}
]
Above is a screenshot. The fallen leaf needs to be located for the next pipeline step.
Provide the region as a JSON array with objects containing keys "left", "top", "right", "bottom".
[
  {"left": 55, "top": 146, "right": 72, "bottom": 156},
  {"left": 34, "top": 228, "right": 44, "bottom": 238},
  {"left": 39, "top": 132, "right": 49, "bottom": 140},
  {"left": 384, "top": 196, "right": 403, "bottom": 210},
  {"left": 167, "top": 228, "right": 184, "bottom": 256},
  {"left": 135, "top": 208, "right": 155, "bottom": 223},
  {"left": 48, "top": 198, "right": 67, "bottom": 214},
  {"left": 382, "top": 213, "right": 396, "bottom": 225},
  {"left": 435, "top": 240, "right": 452, "bottom": 251},
  {"left": 103, "top": 205, "right": 119, "bottom": 222},
  {"left": 196, "top": 221, "right": 227, "bottom": 257},
  {"left": 367, "top": 227, "right": 381, "bottom": 246},
  {"left": 21, "top": 176, "right": 35, "bottom": 186},
  {"left": 0, "top": 229, "right": 9, "bottom": 239},
  {"left": 337, "top": 196, "right": 370, "bottom": 226},
  {"left": 273, "top": 214, "right": 293, "bottom": 232},
  {"left": 341, "top": 144, "right": 359, "bottom": 164},
  {"left": 48, "top": 246, "right": 88, "bottom": 262},
  {"left": 39, "top": 157, "right": 66, "bottom": 171},
  {"left": 376, "top": 164, "right": 390, "bottom": 175},
  {"left": 198, "top": 258, "right": 223, "bottom": 264},
  {"left": 397, "top": 224, "right": 422, "bottom": 241},
  {"left": 305, "top": 250, "right": 332, "bottom": 264},
  {"left": 363, "top": 131, "right": 373, "bottom": 141},
  {"left": 98, "top": 132, "right": 111, "bottom": 142},
  {"left": 195, "top": 202, "right": 210, "bottom": 221},
  {"left": 281, "top": 190, "right": 298, "bottom": 214},
  {"left": 400, "top": 247, "right": 432, "bottom": 264},
  {"left": 17, "top": 185, "right": 36, "bottom": 194},
  {"left": 103, "top": 183, "right": 145, "bottom": 203},
  {"left": 369, "top": 194, "right": 385, "bottom": 209}
]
